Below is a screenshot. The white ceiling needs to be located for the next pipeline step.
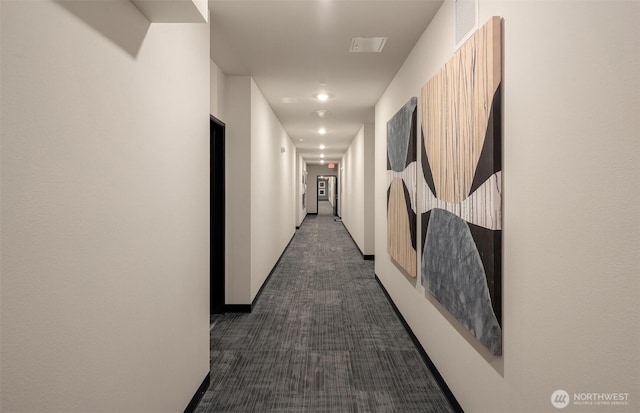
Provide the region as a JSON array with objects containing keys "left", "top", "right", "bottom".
[{"left": 209, "top": 0, "right": 443, "bottom": 164}]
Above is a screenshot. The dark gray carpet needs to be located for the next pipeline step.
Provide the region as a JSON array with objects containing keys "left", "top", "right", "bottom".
[{"left": 196, "top": 214, "right": 455, "bottom": 413}]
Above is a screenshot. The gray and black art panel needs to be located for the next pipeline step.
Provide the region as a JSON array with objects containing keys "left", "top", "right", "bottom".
[
  {"left": 422, "top": 209, "right": 502, "bottom": 355},
  {"left": 467, "top": 223, "right": 502, "bottom": 326},
  {"left": 387, "top": 97, "right": 417, "bottom": 172}
]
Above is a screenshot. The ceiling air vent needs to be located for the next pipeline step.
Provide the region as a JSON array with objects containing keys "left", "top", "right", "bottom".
[{"left": 349, "top": 37, "right": 387, "bottom": 53}]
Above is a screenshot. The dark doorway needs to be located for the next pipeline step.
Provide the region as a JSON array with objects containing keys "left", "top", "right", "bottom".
[{"left": 210, "top": 116, "right": 225, "bottom": 314}]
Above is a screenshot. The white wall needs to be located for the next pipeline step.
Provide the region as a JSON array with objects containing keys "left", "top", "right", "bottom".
[
  {"left": 0, "top": 1, "right": 210, "bottom": 411},
  {"left": 328, "top": 177, "right": 336, "bottom": 207},
  {"left": 223, "top": 76, "right": 252, "bottom": 304},
  {"left": 212, "top": 74, "right": 297, "bottom": 305},
  {"left": 210, "top": 59, "right": 226, "bottom": 120},
  {"left": 341, "top": 124, "right": 375, "bottom": 256},
  {"left": 363, "top": 123, "right": 375, "bottom": 255},
  {"left": 307, "top": 164, "right": 340, "bottom": 214},
  {"left": 341, "top": 126, "right": 366, "bottom": 251},
  {"left": 375, "top": 1, "right": 640, "bottom": 412},
  {"left": 250, "top": 79, "right": 296, "bottom": 300},
  {"left": 296, "top": 153, "right": 307, "bottom": 227}
]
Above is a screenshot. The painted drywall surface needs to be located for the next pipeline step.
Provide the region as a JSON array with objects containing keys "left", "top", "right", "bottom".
[
  {"left": 375, "top": 1, "right": 639, "bottom": 412},
  {"left": 341, "top": 126, "right": 366, "bottom": 253},
  {"left": 0, "top": 1, "right": 210, "bottom": 411},
  {"left": 131, "top": 0, "right": 208, "bottom": 23},
  {"left": 296, "top": 153, "right": 307, "bottom": 226},
  {"left": 193, "top": 0, "right": 208, "bottom": 21},
  {"left": 328, "top": 177, "right": 335, "bottom": 207},
  {"left": 307, "top": 164, "right": 340, "bottom": 214},
  {"left": 250, "top": 79, "right": 296, "bottom": 300},
  {"left": 363, "top": 123, "right": 375, "bottom": 255},
  {"left": 223, "top": 76, "right": 252, "bottom": 304},
  {"left": 331, "top": 177, "right": 336, "bottom": 206},
  {"left": 341, "top": 123, "right": 375, "bottom": 256},
  {"left": 210, "top": 59, "right": 226, "bottom": 119},
  {"left": 338, "top": 166, "right": 343, "bottom": 217},
  {"left": 215, "top": 76, "right": 297, "bottom": 304}
]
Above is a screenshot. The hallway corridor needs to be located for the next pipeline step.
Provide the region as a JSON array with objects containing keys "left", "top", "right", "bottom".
[
  {"left": 317, "top": 200, "right": 335, "bottom": 216},
  {"left": 195, "top": 215, "right": 455, "bottom": 412}
]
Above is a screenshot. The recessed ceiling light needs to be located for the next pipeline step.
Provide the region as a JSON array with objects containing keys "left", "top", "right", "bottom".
[
  {"left": 314, "top": 109, "right": 328, "bottom": 118},
  {"left": 315, "top": 93, "right": 330, "bottom": 102},
  {"left": 319, "top": 144, "right": 325, "bottom": 149},
  {"left": 320, "top": 160, "right": 325, "bottom": 164},
  {"left": 318, "top": 128, "right": 327, "bottom": 135},
  {"left": 349, "top": 37, "right": 387, "bottom": 53},
  {"left": 299, "top": 138, "right": 303, "bottom": 142},
  {"left": 320, "top": 154, "right": 325, "bottom": 158}
]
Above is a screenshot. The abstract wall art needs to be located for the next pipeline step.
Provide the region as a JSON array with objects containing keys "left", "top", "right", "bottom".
[
  {"left": 387, "top": 97, "right": 418, "bottom": 280},
  {"left": 420, "top": 17, "right": 503, "bottom": 355}
]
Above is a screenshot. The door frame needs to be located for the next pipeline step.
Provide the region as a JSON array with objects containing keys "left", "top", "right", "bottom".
[{"left": 316, "top": 175, "right": 338, "bottom": 216}]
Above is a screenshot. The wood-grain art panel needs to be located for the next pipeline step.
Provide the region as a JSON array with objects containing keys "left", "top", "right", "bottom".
[
  {"left": 422, "top": 16, "right": 501, "bottom": 204},
  {"left": 387, "top": 98, "right": 417, "bottom": 279},
  {"left": 387, "top": 178, "right": 417, "bottom": 278}
]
